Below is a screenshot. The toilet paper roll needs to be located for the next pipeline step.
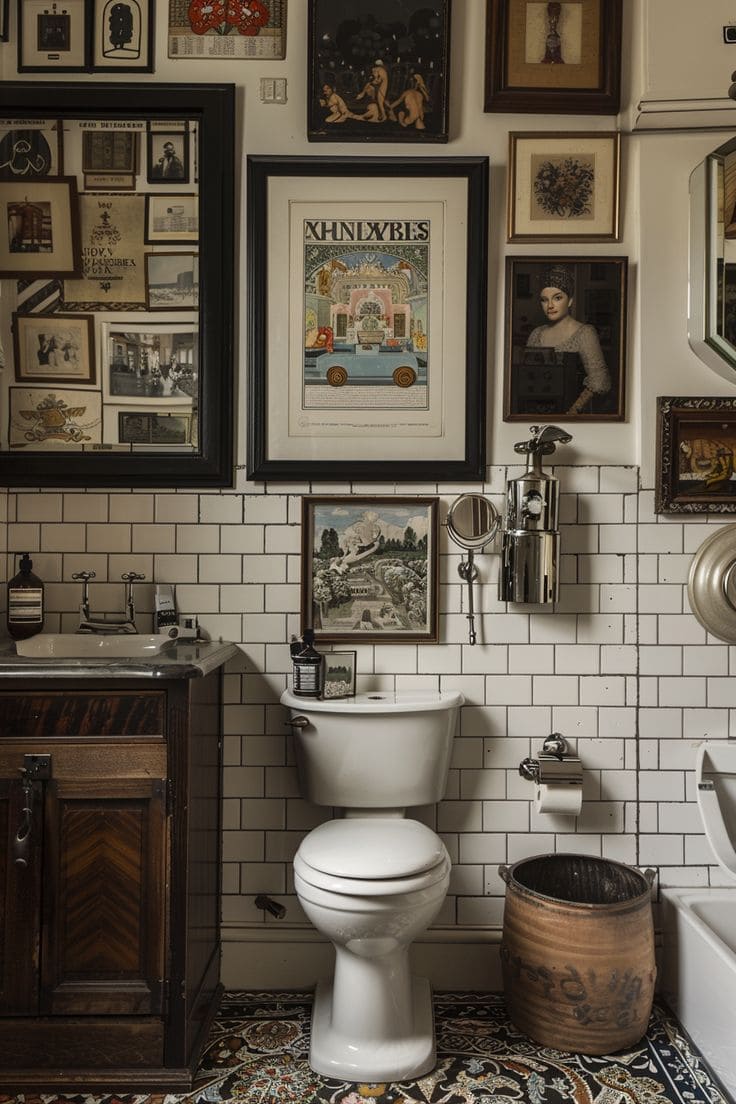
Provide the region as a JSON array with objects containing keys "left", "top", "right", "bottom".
[{"left": 535, "top": 783, "right": 582, "bottom": 816}]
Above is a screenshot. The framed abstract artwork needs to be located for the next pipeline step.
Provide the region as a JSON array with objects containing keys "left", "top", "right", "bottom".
[
  {"left": 307, "top": 0, "right": 451, "bottom": 143},
  {"left": 301, "top": 496, "right": 439, "bottom": 644},
  {"left": 247, "top": 155, "right": 489, "bottom": 481},
  {"left": 484, "top": 0, "right": 622, "bottom": 115},
  {"left": 504, "top": 255, "right": 627, "bottom": 421},
  {"left": 508, "top": 131, "right": 621, "bottom": 242},
  {"left": 656, "top": 397, "right": 736, "bottom": 513},
  {"left": 13, "top": 313, "right": 95, "bottom": 385}
]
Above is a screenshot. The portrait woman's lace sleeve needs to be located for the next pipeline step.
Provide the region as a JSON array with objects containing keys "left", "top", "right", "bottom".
[{"left": 576, "top": 324, "right": 610, "bottom": 394}]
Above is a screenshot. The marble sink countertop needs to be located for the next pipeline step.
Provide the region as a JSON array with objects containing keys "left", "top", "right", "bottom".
[{"left": 0, "top": 638, "right": 239, "bottom": 679}]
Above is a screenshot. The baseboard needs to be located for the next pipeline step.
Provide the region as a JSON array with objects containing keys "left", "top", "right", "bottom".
[{"left": 221, "top": 926, "right": 504, "bottom": 991}]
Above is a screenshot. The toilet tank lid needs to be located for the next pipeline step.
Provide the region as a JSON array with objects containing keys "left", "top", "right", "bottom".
[
  {"left": 281, "top": 689, "right": 463, "bottom": 713},
  {"left": 298, "top": 819, "right": 447, "bottom": 880}
]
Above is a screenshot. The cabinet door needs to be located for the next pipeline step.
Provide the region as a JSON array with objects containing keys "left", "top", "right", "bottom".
[
  {"left": 0, "top": 778, "right": 42, "bottom": 1015},
  {"left": 41, "top": 777, "right": 167, "bottom": 1016}
]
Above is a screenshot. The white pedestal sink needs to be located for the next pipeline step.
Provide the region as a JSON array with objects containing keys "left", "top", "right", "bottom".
[{"left": 15, "top": 633, "right": 179, "bottom": 658}]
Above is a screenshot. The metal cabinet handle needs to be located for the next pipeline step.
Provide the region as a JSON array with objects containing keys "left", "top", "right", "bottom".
[{"left": 12, "top": 770, "right": 34, "bottom": 868}]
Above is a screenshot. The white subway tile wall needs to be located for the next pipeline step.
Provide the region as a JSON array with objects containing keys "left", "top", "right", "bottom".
[{"left": 4, "top": 465, "right": 732, "bottom": 930}]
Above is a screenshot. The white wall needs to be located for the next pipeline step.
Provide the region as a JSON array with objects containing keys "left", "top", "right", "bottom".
[{"left": 4, "top": 1, "right": 736, "bottom": 988}]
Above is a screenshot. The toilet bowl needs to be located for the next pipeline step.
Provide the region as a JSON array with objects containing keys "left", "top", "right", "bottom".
[
  {"left": 696, "top": 740, "right": 736, "bottom": 881},
  {"left": 280, "top": 688, "right": 463, "bottom": 1082}
]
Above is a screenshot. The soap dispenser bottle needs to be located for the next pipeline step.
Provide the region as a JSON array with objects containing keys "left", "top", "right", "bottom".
[
  {"left": 292, "top": 629, "right": 324, "bottom": 697},
  {"left": 7, "top": 553, "right": 45, "bottom": 639}
]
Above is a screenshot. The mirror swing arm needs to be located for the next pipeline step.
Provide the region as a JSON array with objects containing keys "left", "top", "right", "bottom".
[{"left": 446, "top": 493, "right": 500, "bottom": 645}]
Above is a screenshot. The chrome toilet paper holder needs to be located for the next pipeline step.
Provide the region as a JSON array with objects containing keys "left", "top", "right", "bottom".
[{"left": 519, "top": 733, "right": 583, "bottom": 787}]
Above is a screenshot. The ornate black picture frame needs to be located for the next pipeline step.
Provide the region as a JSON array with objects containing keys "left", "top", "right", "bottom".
[{"left": 656, "top": 396, "right": 736, "bottom": 513}]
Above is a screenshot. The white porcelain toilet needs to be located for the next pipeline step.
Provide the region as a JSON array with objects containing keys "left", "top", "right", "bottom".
[
  {"left": 696, "top": 740, "right": 736, "bottom": 881},
  {"left": 280, "top": 687, "right": 463, "bottom": 1082}
]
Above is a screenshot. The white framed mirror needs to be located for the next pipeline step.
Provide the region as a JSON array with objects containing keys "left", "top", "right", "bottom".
[{"left": 689, "top": 135, "right": 736, "bottom": 382}]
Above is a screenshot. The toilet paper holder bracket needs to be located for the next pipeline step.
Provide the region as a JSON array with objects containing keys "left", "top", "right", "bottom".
[{"left": 519, "top": 733, "right": 583, "bottom": 787}]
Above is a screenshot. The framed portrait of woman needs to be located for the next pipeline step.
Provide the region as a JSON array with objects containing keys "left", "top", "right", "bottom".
[{"left": 503, "top": 255, "right": 627, "bottom": 422}]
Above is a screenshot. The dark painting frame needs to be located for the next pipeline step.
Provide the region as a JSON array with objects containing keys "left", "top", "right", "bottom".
[
  {"left": 307, "top": 0, "right": 451, "bottom": 143},
  {"left": 301, "top": 495, "right": 439, "bottom": 644},
  {"left": 504, "top": 255, "right": 627, "bottom": 422},
  {"left": 656, "top": 397, "right": 736, "bottom": 513},
  {"left": 247, "top": 154, "right": 488, "bottom": 482},
  {"left": 484, "top": 0, "right": 621, "bottom": 115}
]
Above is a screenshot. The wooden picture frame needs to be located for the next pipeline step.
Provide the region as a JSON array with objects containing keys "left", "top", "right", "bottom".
[
  {"left": 90, "top": 0, "right": 155, "bottom": 71},
  {"left": 247, "top": 155, "right": 489, "bottom": 481},
  {"left": 146, "top": 128, "right": 190, "bottom": 184},
  {"left": 656, "top": 397, "right": 736, "bottom": 513},
  {"left": 0, "top": 81, "right": 233, "bottom": 489},
  {"left": 13, "top": 312, "right": 95, "bottom": 385},
  {"left": 301, "top": 496, "right": 439, "bottom": 644},
  {"left": 508, "top": 131, "right": 620, "bottom": 242},
  {"left": 0, "top": 176, "right": 81, "bottom": 277},
  {"left": 323, "top": 651, "right": 357, "bottom": 698},
  {"left": 18, "top": 0, "right": 87, "bottom": 70},
  {"left": 307, "top": 0, "right": 451, "bottom": 143},
  {"left": 484, "top": 0, "right": 622, "bottom": 115},
  {"left": 0, "top": 121, "right": 64, "bottom": 179},
  {"left": 145, "top": 193, "right": 198, "bottom": 243},
  {"left": 504, "top": 255, "right": 627, "bottom": 421}
]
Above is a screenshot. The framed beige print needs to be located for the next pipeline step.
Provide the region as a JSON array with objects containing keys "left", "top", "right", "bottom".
[
  {"left": 13, "top": 313, "right": 95, "bottom": 385},
  {"left": 0, "top": 177, "right": 81, "bottom": 277},
  {"left": 145, "top": 194, "right": 198, "bottom": 243},
  {"left": 145, "top": 252, "right": 199, "bottom": 310},
  {"left": 0, "top": 121, "right": 63, "bottom": 179},
  {"left": 485, "top": 0, "right": 622, "bottom": 115},
  {"left": 18, "top": 0, "right": 87, "bottom": 70},
  {"left": 508, "top": 131, "right": 620, "bottom": 242},
  {"left": 9, "top": 387, "right": 102, "bottom": 449}
]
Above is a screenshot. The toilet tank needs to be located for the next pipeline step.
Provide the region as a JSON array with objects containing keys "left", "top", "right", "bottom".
[{"left": 280, "top": 689, "right": 463, "bottom": 808}]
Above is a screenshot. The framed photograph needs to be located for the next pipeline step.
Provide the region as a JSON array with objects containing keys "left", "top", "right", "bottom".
[
  {"left": 0, "top": 122, "right": 63, "bottom": 179},
  {"left": 168, "top": 0, "right": 286, "bottom": 59},
  {"left": 508, "top": 131, "right": 620, "bottom": 242},
  {"left": 145, "top": 194, "right": 198, "bottom": 243},
  {"left": 0, "top": 177, "right": 81, "bottom": 278},
  {"left": 656, "top": 397, "right": 736, "bottom": 513},
  {"left": 484, "top": 0, "right": 622, "bottom": 115},
  {"left": 146, "top": 129, "right": 190, "bottom": 184},
  {"left": 9, "top": 387, "right": 102, "bottom": 449},
  {"left": 102, "top": 321, "right": 198, "bottom": 406},
  {"left": 82, "top": 129, "right": 138, "bottom": 189},
  {"left": 307, "top": 0, "right": 451, "bottom": 143},
  {"left": 13, "top": 312, "right": 95, "bottom": 384},
  {"left": 301, "top": 496, "right": 439, "bottom": 644},
  {"left": 91, "top": 0, "right": 154, "bottom": 71},
  {"left": 247, "top": 155, "right": 489, "bottom": 481},
  {"left": 114, "top": 409, "right": 194, "bottom": 445},
  {"left": 504, "top": 256, "right": 627, "bottom": 421},
  {"left": 323, "top": 651, "right": 357, "bottom": 698},
  {"left": 18, "top": 0, "right": 88, "bottom": 70},
  {"left": 145, "top": 252, "right": 198, "bottom": 310}
]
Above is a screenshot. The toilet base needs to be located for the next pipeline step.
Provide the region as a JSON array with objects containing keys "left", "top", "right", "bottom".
[{"left": 309, "top": 975, "right": 436, "bottom": 1082}]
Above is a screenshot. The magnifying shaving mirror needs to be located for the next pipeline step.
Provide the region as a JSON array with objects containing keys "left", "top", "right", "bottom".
[{"left": 446, "top": 493, "right": 500, "bottom": 645}]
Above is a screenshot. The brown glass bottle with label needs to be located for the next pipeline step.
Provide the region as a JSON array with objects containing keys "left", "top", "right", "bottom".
[{"left": 7, "top": 552, "right": 45, "bottom": 639}]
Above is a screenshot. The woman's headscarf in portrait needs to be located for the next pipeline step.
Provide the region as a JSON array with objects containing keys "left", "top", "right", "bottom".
[{"left": 538, "top": 264, "right": 575, "bottom": 299}]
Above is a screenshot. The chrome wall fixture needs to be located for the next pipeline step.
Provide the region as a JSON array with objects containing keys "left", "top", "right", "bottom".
[
  {"left": 498, "top": 424, "right": 572, "bottom": 605},
  {"left": 446, "top": 493, "right": 500, "bottom": 645}
]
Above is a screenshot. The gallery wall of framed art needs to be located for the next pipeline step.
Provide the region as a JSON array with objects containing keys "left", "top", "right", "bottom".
[{"left": 0, "top": 81, "right": 234, "bottom": 488}]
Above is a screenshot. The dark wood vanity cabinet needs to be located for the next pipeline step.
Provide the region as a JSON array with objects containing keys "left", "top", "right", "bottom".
[{"left": 0, "top": 663, "right": 227, "bottom": 1091}]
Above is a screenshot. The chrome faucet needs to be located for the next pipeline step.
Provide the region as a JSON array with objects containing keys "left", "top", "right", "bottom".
[{"left": 73, "top": 570, "right": 145, "bottom": 634}]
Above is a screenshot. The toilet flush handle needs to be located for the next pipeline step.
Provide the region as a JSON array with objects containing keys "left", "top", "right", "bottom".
[{"left": 285, "top": 715, "right": 309, "bottom": 728}]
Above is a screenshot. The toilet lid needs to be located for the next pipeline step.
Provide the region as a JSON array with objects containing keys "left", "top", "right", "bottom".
[
  {"left": 298, "top": 818, "right": 446, "bottom": 880},
  {"left": 696, "top": 741, "right": 736, "bottom": 881}
]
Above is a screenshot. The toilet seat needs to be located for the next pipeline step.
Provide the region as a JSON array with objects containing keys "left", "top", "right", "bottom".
[
  {"left": 295, "top": 818, "right": 450, "bottom": 896},
  {"left": 696, "top": 741, "right": 736, "bottom": 881}
]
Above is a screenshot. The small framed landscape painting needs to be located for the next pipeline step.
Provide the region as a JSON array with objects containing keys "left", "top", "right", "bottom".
[
  {"left": 323, "top": 651, "right": 357, "bottom": 698},
  {"left": 301, "top": 496, "right": 439, "bottom": 644}
]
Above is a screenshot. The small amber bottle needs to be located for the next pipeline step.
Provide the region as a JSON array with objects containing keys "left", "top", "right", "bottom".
[{"left": 7, "top": 553, "right": 45, "bottom": 640}]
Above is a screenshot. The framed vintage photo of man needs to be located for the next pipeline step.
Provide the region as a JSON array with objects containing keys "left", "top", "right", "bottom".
[
  {"left": 13, "top": 313, "right": 95, "bottom": 385},
  {"left": 247, "top": 155, "right": 489, "bottom": 481},
  {"left": 323, "top": 651, "right": 357, "bottom": 698},
  {"left": 301, "top": 496, "right": 439, "bottom": 644},
  {"left": 504, "top": 256, "right": 627, "bottom": 421},
  {"left": 484, "top": 0, "right": 622, "bottom": 115},
  {"left": 0, "top": 177, "right": 81, "bottom": 277},
  {"left": 656, "top": 397, "right": 736, "bottom": 513},
  {"left": 17, "top": 0, "right": 88, "bottom": 70},
  {"left": 146, "top": 129, "right": 190, "bottom": 184},
  {"left": 145, "top": 194, "right": 198, "bottom": 243},
  {"left": 145, "top": 252, "right": 198, "bottom": 310},
  {"left": 307, "top": 0, "right": 451, "bottom": 143},
  {"left": 508, "top": 131, "right": 620, "bottom": 242},
  {"left": 90, "top": 0, "right": 154, "bottom": 71}
]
